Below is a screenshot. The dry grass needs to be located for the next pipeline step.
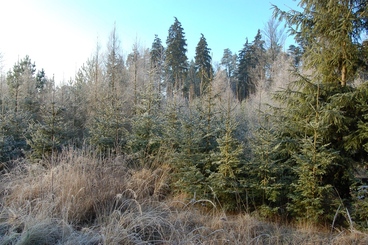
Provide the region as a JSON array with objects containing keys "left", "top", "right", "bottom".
[{"left": 0, "top": 147, "right": 367, "bottom": 244}]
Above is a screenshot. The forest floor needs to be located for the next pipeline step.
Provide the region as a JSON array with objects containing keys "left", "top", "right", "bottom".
[{"left": 0, "top": 148, "right": 367, "bottom": 245}]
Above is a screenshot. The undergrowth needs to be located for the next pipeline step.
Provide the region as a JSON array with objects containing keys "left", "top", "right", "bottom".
[{"left": 0, "top": 147, "right": 367, "bottom": 244}]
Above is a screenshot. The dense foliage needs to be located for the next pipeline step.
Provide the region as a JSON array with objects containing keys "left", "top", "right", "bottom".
[{"left": 1, "top": 1, "right": 368, "bottom": 229}]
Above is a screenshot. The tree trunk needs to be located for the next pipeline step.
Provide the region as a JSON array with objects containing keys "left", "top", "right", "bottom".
[{"left": 341, "top": 63, "right": 347, "bottom": 87}]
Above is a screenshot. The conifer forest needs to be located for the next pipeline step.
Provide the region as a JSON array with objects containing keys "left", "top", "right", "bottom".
[{"left": 1, "top": 0, "right": 368, "bottom": 244}]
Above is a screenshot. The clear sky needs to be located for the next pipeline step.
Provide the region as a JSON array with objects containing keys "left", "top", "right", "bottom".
[{"left": 0, "top": 0, "right": 300, "bottom": 83}]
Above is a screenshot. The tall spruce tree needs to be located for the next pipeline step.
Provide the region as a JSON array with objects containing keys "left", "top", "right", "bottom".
[
  {"left": 165, "top": 17, "right": 188, "bottom": 97},
  {"left": 150, "top": 34, "right": 165, "bottom": 95},
  {"left": 236, "top": 30, "right": 266, "bottom": 101},
  {"left": 194, "top": 34, "right": 213, "bottom": 96},
  {"left": 220, "top": 48, "right": 237, "bottom": 92},
  {"left": 254, "top": 0, "right": 368, "bottom": 224},
  {"left": 236, "top": 39, "right": 251, "bottom": 101},
  {"left": 274, "top": 0, "right": 368, "bottom": 87},
  {"left": 186, "top": 60, "right": 200, "bottom": 101}
]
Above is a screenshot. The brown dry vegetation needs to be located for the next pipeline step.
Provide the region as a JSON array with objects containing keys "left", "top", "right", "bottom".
[{"left": 0, "top": 148, "right": 367, "bottom": 245}]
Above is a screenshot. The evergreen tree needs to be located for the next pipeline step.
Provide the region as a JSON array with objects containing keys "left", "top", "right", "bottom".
[
  {"left": 150, "top": 34, "right": 165, "bottom": 95},
  {"left": 274, "top": 0, "right": 368, "bottom": 87},
  {"left": 88, "top": 26, "right": 127, "bottom": 154},
  {"left": 127, "top": 42, "right": 141, "bottom": 111},
  {"left": 236, "top": 38, "right": 252, "bottom": 101},
  {"left": 265, "top": 0, "right": 368, "bottom": 224},
  {"left": 128, "top": 77, "right": 163, "bottom": 167},
  {"left": 287, "top": 44, "right": 303, "bottom": 68},
  {"left": 165, "top": 17, "right": 188, "bottom": 96},
  {"left": 169, "top": 102, "right": 207, "bottom": 197},
  {"left": 220, "top": 48, "right": 237, "bottom": 92},
  {"left": 59, "top": 77, "right": 89, "bottom": 147},
  {"left": 194, "top": 34, "right": 213, "bottom": 96},
  {"left": 236, "top": 30, "right": 266, "bottom": 101},
  {"left": 187, "top": 79, "right": 222, "bottom": 199},
  {"left": 0, "top": 109, "right": 30, "bottom": 161},
  {"left": 3, "top": 56, "right": 47, "bottom": 160},
  {"left": 27, "top": 83, "right": 66, "bottom": 161},
  {"left": 244, "top": 0, "right": 368, "bottom": 224},
  {"left": 208, "top": 97, "right": 245, "bottom": 211},
  {"left": 6, "top": 56, "right": 41, "bottom": 117},
  {"left": 250, "top": 29, "right": 266, "bottom": 85},
  {"left": 186, "top": 60, "right": 200, "bottom": 101}
]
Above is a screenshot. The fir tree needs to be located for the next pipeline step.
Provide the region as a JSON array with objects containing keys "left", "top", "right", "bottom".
[
  {"left": 258, "top": 0, "right": 368, "bottom": 225},
  {"left": 3, "top": 56, "right": 46, "bottom": 160},
  {"left": 128, "top": 78, "right": 163, "bottom": 167},
  {"left": 208, "top": 96, "right": 245, "bottom": 211},
  {"left": 236, "top": 38, "right": 252, "bottom": 101},
  {"left": 186, "top": 60, "right": 200, "bottom": 101},
  {"left": 287, "top": 44, "right": 303, "bottom": 68},
  {"left": 88, "top": 26, "right": 127, "bottom": 154},
  {"left": 165, "top": 17, "right": 188, "bottom": 96},
  {"left": 236, "top": 30, "right": 266, "bottom": 101},
  {"left": 194, "top": 34, "right": 213, "bottom": 96},
  {"left": 220, "top": 48, "right": 237, "bottom": 92},
  {"left": 27, "top": 97, "right": 65, "bottom": 161},
  {"left": 150, "top": 34, "right": 165, "bottom": 95},
  {"left": 273, "top": 0, "right": 368, "bottom": 87},
  {"left": 171, "top": 103, "right": 207, "bottom": 198}
]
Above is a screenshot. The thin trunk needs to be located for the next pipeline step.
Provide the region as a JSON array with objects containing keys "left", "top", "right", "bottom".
[{"left": 341, "top": 63, "right": 347, "bottom": 87}]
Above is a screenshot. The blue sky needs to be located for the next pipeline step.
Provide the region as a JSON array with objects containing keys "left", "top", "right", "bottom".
[{"left": 0, "top": 0, "right": 300, "bottom": 83}]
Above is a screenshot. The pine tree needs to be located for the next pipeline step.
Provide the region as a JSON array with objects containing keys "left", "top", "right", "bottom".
[
  {"left": 183, "top": 77, "right": 223, "bottom": 200},
  {"left": 248, "top": 112, "right": 292, "bottom": 217},
  {"left": 165, "top": 17, "right": 188, "bottom": 96}
]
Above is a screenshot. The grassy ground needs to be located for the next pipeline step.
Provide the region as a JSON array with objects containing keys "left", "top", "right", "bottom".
[{"left": 0, "top": 148, "right": 367, "bottom": 245}]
